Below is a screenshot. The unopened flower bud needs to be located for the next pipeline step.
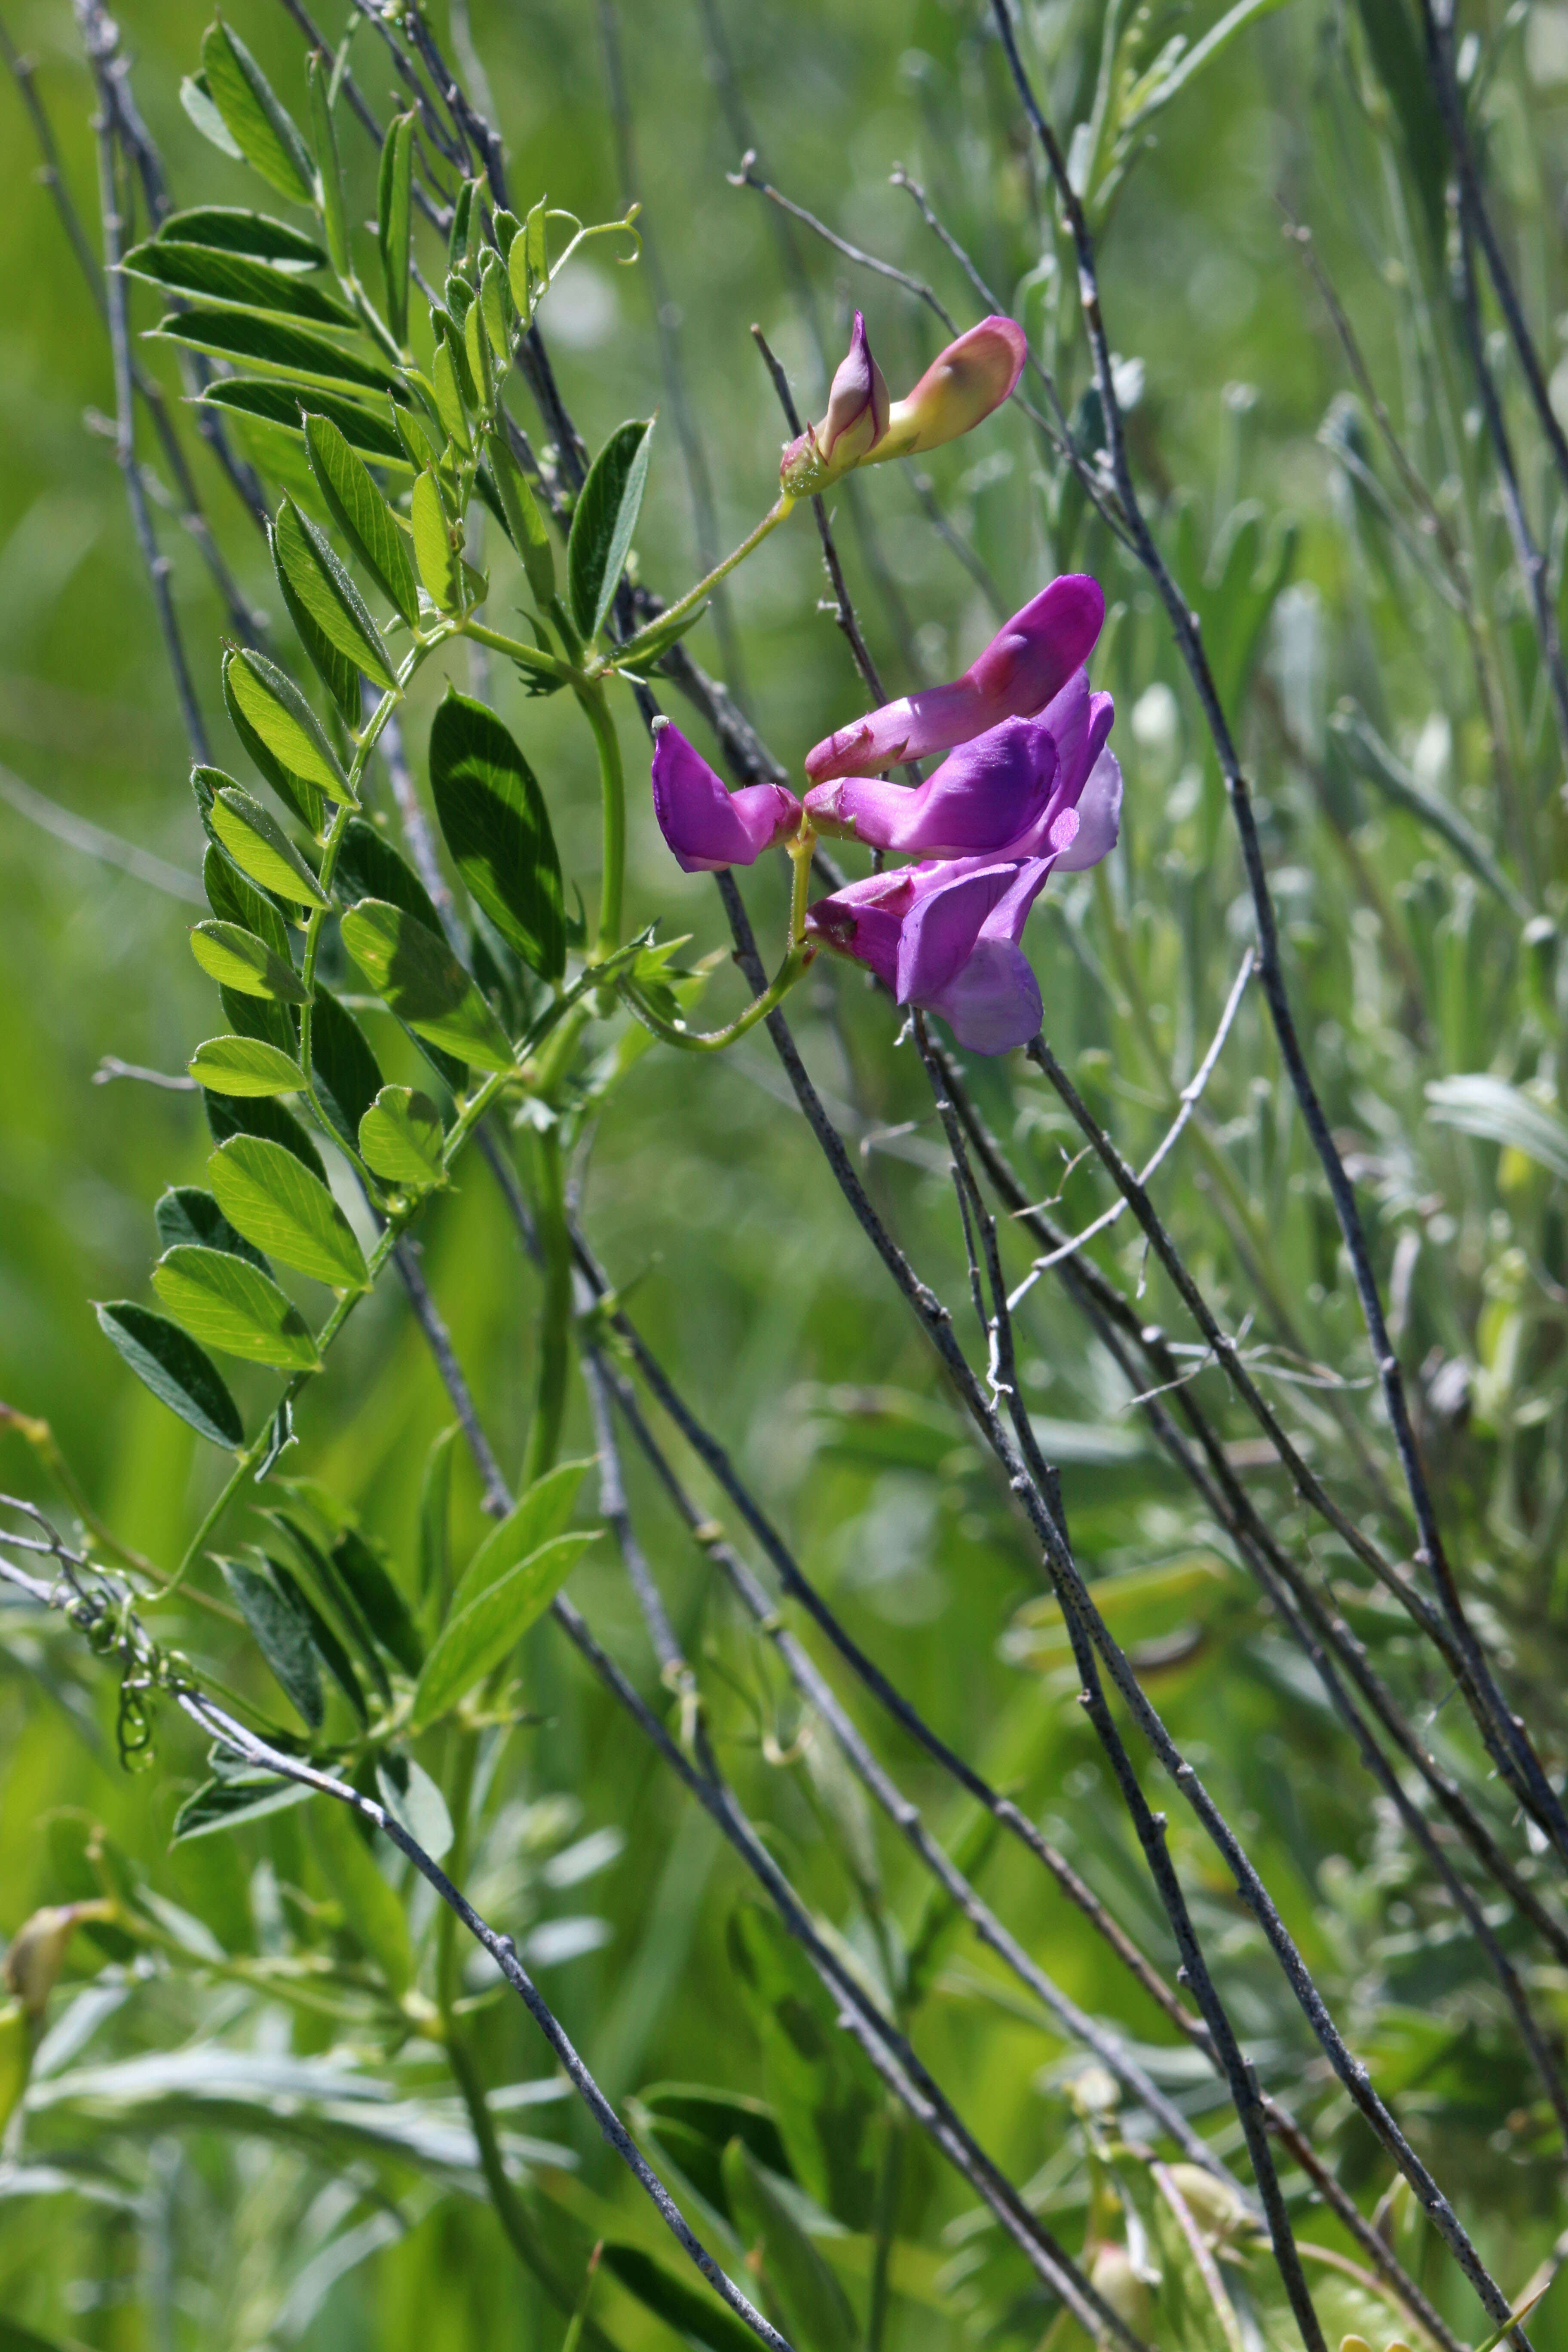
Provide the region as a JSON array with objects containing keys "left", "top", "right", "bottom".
[
  {"left": 866, "top": 316, "right": 1028, "bottom": 466},
  {"left": 3, "top": 1904, "right": 98, "bottom": 2017},
  {"left": 780, "top": 311, "right": 890, "bottom": 496}
]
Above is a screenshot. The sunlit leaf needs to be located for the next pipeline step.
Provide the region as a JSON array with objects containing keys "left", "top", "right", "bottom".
[
  {"left": 410, "top": 1534, "right": 596, "bottom": 1728},
  {"left": 152, "top": 1246, "right": 319, "bottom": 1371},
  {"left": 428, "top": 689, "right": 564, "bottom": 981}
]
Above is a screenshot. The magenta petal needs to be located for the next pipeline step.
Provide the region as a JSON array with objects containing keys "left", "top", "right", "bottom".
[
  {"left": 651, "top": 724, "right": 800, "bottom": 872},
  {"left": 804, "top": 680, "right": 983, "bottom": 783},
  {"left": 1052, "top": 750, "right": 1122, "bottom": 872},
  {"left": 803, "top": 869, "right": 915, "bottom": 992},
  {"left": 894, "top": 864, "right": 1020, "bottom": 1005},
  {"left": 807, "top": 717, "right": 1056, "bottom": 858},
  {"left": 926, "top": 939, "right": 1043, "bottom": 1055}
]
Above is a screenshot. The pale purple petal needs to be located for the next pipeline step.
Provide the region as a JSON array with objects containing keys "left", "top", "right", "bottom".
[
  {"left": 1051, "top": 749, "right": 1123, "bottom": 872},
  {"left": 925, "top": 939, "right": 1043, "bottom": 1055},
  {"left": 894, "top": 863, "right": 1020, "bottom": 1004}
]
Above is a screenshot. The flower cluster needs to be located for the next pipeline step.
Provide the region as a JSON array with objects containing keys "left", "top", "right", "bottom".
[{"left": 648, "top": 573, "right": 1118, "bottom": 1055}]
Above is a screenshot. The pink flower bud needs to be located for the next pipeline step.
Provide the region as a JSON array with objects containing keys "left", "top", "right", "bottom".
[
  {"left": 780, "top": 312, "right": 890, "bottom": 495},
  {"left": 650, "top": 721, "right": 801, "bottom": 873},
  {"left": 866, "top": 316, "right": 1028, "bottom": 465},
  {"left": 805, "top": 575, "right": 1105, "bottom": 781}
]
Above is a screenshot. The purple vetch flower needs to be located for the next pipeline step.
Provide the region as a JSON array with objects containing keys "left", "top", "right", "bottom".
[
  {"left": 649, "top": 720, "right": 801, "bottom": 873},
  {"left": 803, "top": 714, "right": 1059, "bottom": 859},
  {"left": 804, "top": 574, "right": 1106, "bottom": 781},
  {"left": 780, "top": 315, "right": 1026, "bottom": 498},
  {"left": 804, "top": 854, "right": 1058, "bottom": 1055}
]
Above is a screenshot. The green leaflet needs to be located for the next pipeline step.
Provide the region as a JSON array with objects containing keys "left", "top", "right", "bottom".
[
  {"left": 307, "top": 53, "right": 351, "bottom": 284},
  {"left": 218, "top": 1556, "right": 323, "bottom": 1729},
  {"left": 340, "top": 897, "right": 515, "bottom": 1071},
  {"left": 410, "top": 1534, "right": 596, "bottom": 1729},
  {"left": 152, "top": 308, "right": 396, "bottom": 398},
  {"left": 205, "top": 1089, "right": 326, "bottom": 1184},
  {"left": 190, "top": 919, "right": 309, "bottom": 1004},
  {"left": 334, "top": 1525, "right": 425, "bottom": 1678},
  {"left": 725, "top": 1903, "right": 880, "bottom": 2229},
  {"left": 223, "top": 649, "right": 351, "bottom": 802},
  {"left": 157, "top": 205, "right": 328, "bottom": 268},
  {"left": 273, "top": 498, "right": 397, "bottom": 692},
  {"left": 155, "top": 1184, "right": 269, "bottom": 1274},
  {"left": 428, "top": 689, "right": 565, "bottom": 981},
  {"left": 153, "top": 1244, "right": 320, "bottom": 1372},
  {"left": 172, "top": 1763, "right": 312, "bottom": 1842},
  {"left": 207, "top": 779, "right": 328, "bottom": 907},
  {"left": 188, "top": 1035, "right": 307, "bottom": 1098},
  {"left": 200, "top": 19, "right": 314, "bottom": 203},
  {"left": 484, "top": 427, "right": 555, "bottom": 606},
  {"left": 95, "top": 1301, "right": 245, "bottom": 1450},
  {"left": 568, "top": 418, "right": 654, "bottom": 643},
  {"left": 266, "top": 1553, "right": 367, "bottom": 1724},
  {"left": 119, "top": 240, "right": 354, "bottom": 327},
  {"left": 375, "top": 1754, "right": 449, "bottom": 1856},
  {"left": 203, "top": 379, "right": 409, "bottom": 474},
  {"left": 208, "top": 1136, "right": 368, "bottom": 1290},
  {"left": 270, "top": 514, "right": 360, "bottom": 724},
  {"left": 220, "top": 663, "right": 326, "bottom": 836},
  {"left": 411, "top": 469, "right": 462, "bottom": 609},
  {"left": 596, "top": 2248, "right": 758, "bottom": 2352},
  {"left": 377, "top": 112, "right": 416, "bottom": 349},
  {"left": 358, "top": 1085, "right": 445, "bottom": 1188},
  {"left": 304, "top": 413, "right": 421, "bottom": 624},
  {"left": 309, "top": 986, "right": 384, "bottom": 1153},
  {"left": 449, "top": 1461, "right": 591, "bottom": 1613},
  {"left": 335, "top": 818, "right": 448, "bottom": 938},
  {"left": 202, "top": 834, "right": 292, "bottom": 957}
]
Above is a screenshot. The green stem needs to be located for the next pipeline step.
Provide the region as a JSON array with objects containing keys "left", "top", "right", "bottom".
[
  {"left": 459, "top": 617, "right": 578, "bottom": 689},
  {"left": 867, "top": 2111, "right": 904, "bottom": 2352},
  {"left": 577, "top": 681, "right": 626, "bottom": 967},
  {"left": 604, "top": 493, "right": 795, "bottom": 664},
  {"left": 445, "top": 2030, "right": 615, "bottom": 2345},
  {"left": 521, "top": 1124, "right": 571, "bottom": 1487},
  {"left": 437, "top": 1733, "right": 479, "bottom": 2020},
  {"left": 622, "top": 941, "right": 814, "bottom": 1054}
]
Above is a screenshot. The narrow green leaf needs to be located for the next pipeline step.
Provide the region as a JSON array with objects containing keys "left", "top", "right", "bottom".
[
  {"left": 1426, "top": 1075, "right": 1568, "bottom": 1182},
  {"left": 202, "top": 833, "right": 292, "bottom": 956},
  {"left": 721, "top": 2140, "right": 857, "bottom": 2352},
  {"left": 376, "top": 1754, "right": 449, "bottom": 1856},
  {"left": 218, "top": 1556, "right": 323, "bottom": 1729},
  {"left": 311, "top": 1797, "right": 413, "bottom": 1994},
  {"left": 410, "top": 1534, "right": 596, "bottom": 1728},
  {"left": 612, "top": 599, "right": 711, "bottom": 677},
  {"left": 524, "top": 196, "right": 548, "bottom": 285},
  {"left": 120, "top": 240, "right": 354, "bottom": 325},
  {"left": 304, "top": 413, "right": 421, "bottom": 624},
  {"left": 209, "top": 784, "right": 329, "bottom": 906},
  {"left": 220, "top": 665, "right": 326, "bottom": 836},
  {"left": 205, "top": 1090, "right": 326, "bottom": 1184},
  {"left": 428, "top": 690, "right": 564, "bottom": 981},
  {"left": 334, "top": 1526, "right": 425, "bottom": 1677},
  {"left": 191, "top": 919, "right": 310, "bottom": 1003},
  {"left": 479, "top": 249, "right": 511, "bottom": 359},
  {"left": 208, "top": 1136, "right": 368, "bottom": 1289},
  {"left": 596, "top": 2248, "right": 758, "bottom": 2352},
  {"left": 450, "top": 1461, "right": 590, "bottom": 1613},
  {"left": 266, "top": 1553, "right": 367, "bottom": 1723},
  {"left": 431, "top": 331, "right": 473, "bottom": 452},
  {"left": 155, "top": 1184, "right": 269, "bottom": 1273},
  {"left": 377, "top": 111, "right": 415, "bottom": 348},
  {"left": 411, "top": 469, "right": 462, "bottom": 609},
  {"left": 188, "top": 1034, "right": 306, "bottom": 1097},
  {"left": 158, "top": 205, "right": 327, "bottom": 268},
  {"left": 224, "top": 649, "right": 350, "bottom": 802},
  {"left": 201, "top": 19, "right": 314, "bottom": 202},
  {"left": 172, "top": 1765, "right": 311, "bottom": 1842},
  {"left": 153, "top": 1246, "right": 320, "bottom": 1371},
  {"left": 203, "top": 378, "right": 408, "bottom": 473},
  {"left": 310, "top": 986, "right": 383, "bottom": 1152},
  {"left": 152, "top": 308, "right": 396, "bottom": 398},
  {"left": 340, "top": 897, "right": 514, "bottom": 1070},
  {"left": 275, "top": 498, "right": 397, "bottom": 692},
  {"left": 95, "top": 1302, "right": 244, "bottom": 1450},
  {"left": 568, "top": 418, "right": 654, "bottom": 643},
  {"left": 358, "top": 1085, "right": 445, "bottom": 1188},
  {"left": 264, "top": 1509, "right": 391, "bottom": 1703}
]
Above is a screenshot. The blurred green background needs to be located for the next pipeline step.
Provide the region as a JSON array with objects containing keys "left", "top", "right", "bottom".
[{"left": 5, "top": 0, "right": 1568, "bottom": 2344}]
